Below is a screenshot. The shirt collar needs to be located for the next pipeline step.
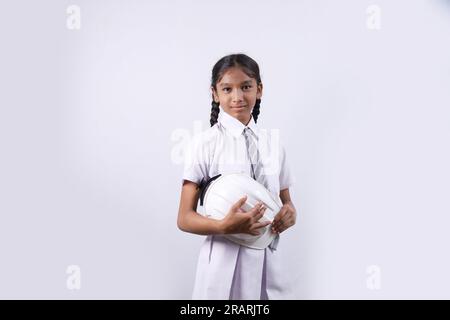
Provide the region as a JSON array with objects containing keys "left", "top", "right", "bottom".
[{"left": 217, "top": 106, "right": 259, "bottom": 138}]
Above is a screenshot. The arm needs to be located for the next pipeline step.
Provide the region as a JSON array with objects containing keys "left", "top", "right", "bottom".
[
  {"left": 271, "top": 188, "right": 297, "bottom": 234},
  {"left": 177, "top": 180, "right": 225, "bottom": 235},
  {"left": 177, "top": 180, "right": 271, "bottom": 236},
  {"left": 280, "top": 188, "right": 295, "bottom": 207}
]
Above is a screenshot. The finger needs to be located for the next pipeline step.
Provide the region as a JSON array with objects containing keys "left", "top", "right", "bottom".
[
  {"left": 252, "top": 211, "right": 264, "bottom": 223},
  {"left": 271, "top": 221, "right": 282, "bottom": 232},
  {"left": 281, "top": 213, "right": 296, "bottom": 228},
  {"left": 276, "top": 218, "right": 294, "bottom": 233},
  {"left": 271, "top": 227, "right": 278, "bottom": 234},
  {"left": 275, "top": 209, "right": 294, "bottom": 228},
  {"left": 278, "top": 224, "right": 288, "bottom": 234},
  {"left": 276, "top": 220, "right": 285, "bottom": 233},
  {"left": 231, "top": 195, "right": 247, "bottom": 211},
  {"left": 272, "top": 207, "right": 287, "bottom": 223},
  {"left": 277, "top": 215, "right": 290, "bottom": 229},
  {"left": 252, "top": 206, "right": 266, "bottom": 221},
  {"left": 248, "top": 202, "right": 263, "bottom": 215},
  {"left": 273, "top": 219, "right": 285, "bottom": 232},
  {"left": 272, "top": 208, "right": 288, "bottom": 226},
  {"left": 272, "top": 215, "right": 289, "bottom": 233},
  {"left": 250, "top": 220, "right": 271, "bottom": 230}
]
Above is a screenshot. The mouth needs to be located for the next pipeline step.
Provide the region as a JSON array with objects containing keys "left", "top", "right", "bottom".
[{"left": 231, "top": 105, "right": 247, "bottom": 109}]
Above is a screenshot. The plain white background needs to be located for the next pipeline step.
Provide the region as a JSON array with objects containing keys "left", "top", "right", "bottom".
[{"left": 1, "top": 0, "right": 450, "bottom": 299}]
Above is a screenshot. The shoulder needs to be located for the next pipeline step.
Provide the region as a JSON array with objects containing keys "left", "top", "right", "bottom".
[
  {"left": 189, "top": 123, "right": 220, "bottom": 147},
  {"left": 184, "top": 123, "right": 221, "bottom": 159}
]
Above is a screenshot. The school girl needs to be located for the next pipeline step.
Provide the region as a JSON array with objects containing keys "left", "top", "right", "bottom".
[{"left": 177, "top": 53, "right": 297, "bottom": 300}]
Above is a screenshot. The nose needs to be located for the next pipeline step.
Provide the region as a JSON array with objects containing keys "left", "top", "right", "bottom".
[{"left": 232, "top": 88, "right": 244, "bottom": 103}]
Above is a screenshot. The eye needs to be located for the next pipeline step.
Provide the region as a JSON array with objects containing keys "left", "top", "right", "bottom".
[
  {"left": 243, "top": 85, "right": 252, "bottom": 90},
  {"left": 222, "top": 87, "right": 231, "bottom": 93}
]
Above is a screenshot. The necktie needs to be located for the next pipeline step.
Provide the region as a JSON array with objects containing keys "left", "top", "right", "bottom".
[
  {"left": 243, "top": 127, "right": 268, "bottom": 188},
  {"left": 243, "top": 127, "right": 280, "bottom": 251}
]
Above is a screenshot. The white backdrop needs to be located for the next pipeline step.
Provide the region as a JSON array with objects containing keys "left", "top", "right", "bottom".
[{"left": 1, "top": 0, "right": 450, "bottom": 299}]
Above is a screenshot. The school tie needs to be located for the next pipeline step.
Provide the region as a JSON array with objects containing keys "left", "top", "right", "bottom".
[
  {"left": 243, "top": 127, "right": 268, "bottom": 189},
  {"left": 243, "top": 127, "right": 279, "bottom": 251}
]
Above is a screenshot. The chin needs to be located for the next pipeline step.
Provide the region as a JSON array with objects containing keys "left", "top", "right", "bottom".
[
  {"left": 224, "top": 106, "right": 251, "bottom": 120},
  {"left": 236, "top": 112, "right": 252, "bottom": 122},
  {"left": 232, "top": 108, "right": 249, "bottom": 115}
]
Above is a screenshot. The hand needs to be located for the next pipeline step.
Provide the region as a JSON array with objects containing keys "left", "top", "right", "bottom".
[
  {"left": 221, "top": 196, "right": 271, "bottom": 236},
  {"left": 271, "top": 203, "right": 296, "bottom": 234}
]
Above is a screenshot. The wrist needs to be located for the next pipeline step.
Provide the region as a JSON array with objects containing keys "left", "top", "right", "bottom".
[{"left": 216, "top": 218, "right": 228, "bottom": 235}]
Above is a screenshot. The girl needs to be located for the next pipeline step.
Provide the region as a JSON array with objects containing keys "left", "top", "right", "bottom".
[{"left": 177, "top": 53, "right": 297, "bottom": 300}]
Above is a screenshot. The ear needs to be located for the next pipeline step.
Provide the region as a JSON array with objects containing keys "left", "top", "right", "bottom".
[
  {"left": 256, "top": 83, "right": 263, "bottom": 99},
  {"left": 211, "top": 86, "right": 220, "bottom": 103}
]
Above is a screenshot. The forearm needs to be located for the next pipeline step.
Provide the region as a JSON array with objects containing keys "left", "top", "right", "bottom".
[
  {"left": 283, "top": 200, "right": 296, "bottom": 212},
  {"left": 177, "top": 210, "right": 225, "bottom": 235},
  {"left": 280, "top": 188, "right": 295, "bottom": 209}
]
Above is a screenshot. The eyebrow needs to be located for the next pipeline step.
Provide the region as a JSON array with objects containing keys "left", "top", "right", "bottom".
[{"left": 219, "top": 80, "right": 253, "bottom": 87}]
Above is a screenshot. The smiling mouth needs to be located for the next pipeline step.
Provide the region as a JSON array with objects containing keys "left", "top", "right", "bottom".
[{"left": 232, "top": 105, "right": 247, "bottom": 108}]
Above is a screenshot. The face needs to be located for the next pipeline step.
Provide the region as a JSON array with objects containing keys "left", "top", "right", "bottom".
[{"left": 212, "top": 67, "right": 263, "bottom": 125}]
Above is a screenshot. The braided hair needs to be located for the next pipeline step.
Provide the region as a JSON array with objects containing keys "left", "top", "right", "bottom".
[{"left": 210, "top": 54, "right": 262, "bottom": 127}]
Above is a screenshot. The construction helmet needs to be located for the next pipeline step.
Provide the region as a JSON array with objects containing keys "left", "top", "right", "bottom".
[{"left": 199, "top": 173, "right": 282, "bottom": 249}]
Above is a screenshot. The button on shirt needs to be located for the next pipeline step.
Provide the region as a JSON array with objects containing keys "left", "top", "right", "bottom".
[{"left": 182, "top": 107, "right": 294, "bottom": 198}]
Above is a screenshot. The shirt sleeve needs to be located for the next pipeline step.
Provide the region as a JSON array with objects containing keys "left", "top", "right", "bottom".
[
  {"left": 181, "top": 133, "right": 209, "bottom": 186},
  {"left": 279, "top": 142, "right": 294, "bottom": 191}
]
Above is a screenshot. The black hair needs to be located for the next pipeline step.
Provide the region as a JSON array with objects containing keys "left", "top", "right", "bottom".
[{"left": 210, "top": 53, "right": 262, "bottom": 127}]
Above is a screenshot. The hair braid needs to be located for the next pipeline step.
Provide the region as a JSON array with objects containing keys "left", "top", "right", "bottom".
[
  {"left": 210, "top": 100, "right": 220, "bottom": 127},
  {"left": 252, "top": 99, "right": 261, "bottom": 123}
]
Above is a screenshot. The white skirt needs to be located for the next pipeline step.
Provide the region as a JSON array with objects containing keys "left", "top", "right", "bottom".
[{"left": 192, "top": 235, "right": 286, "bottom": 300}]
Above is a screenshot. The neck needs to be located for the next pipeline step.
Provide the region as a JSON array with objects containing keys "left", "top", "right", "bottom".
[{"left": 237, "top": 114, "right": 252, "bottom": 126}]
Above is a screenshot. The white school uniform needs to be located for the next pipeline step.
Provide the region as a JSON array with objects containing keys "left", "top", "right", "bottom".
[{"left": 182, "top": 108, "right": 294, "bottom": 300}]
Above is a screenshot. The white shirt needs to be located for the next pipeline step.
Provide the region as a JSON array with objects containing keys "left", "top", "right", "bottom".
[
  {"left": 182, "top": 107, "right": 294, "bottom": 197},
  {"left": 182, "top": 107, "right": 295, "bottom": 299}
]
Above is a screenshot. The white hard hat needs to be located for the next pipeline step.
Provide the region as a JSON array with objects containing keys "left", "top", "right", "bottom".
[{"left": 199, "top": 173, "right": 282, "bottom": 249}]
